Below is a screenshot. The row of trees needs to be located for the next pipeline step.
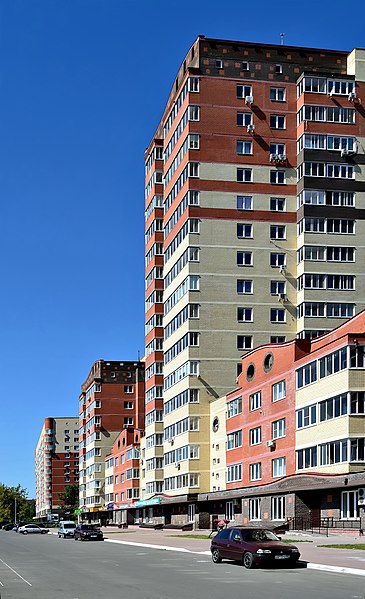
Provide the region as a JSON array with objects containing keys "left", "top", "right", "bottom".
[{"left": 0, "top": 484, "right": 35, "bottom": 524}]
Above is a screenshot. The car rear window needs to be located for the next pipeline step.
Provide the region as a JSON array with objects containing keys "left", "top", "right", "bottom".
[{"left": 63, "top": 524, "right": 75, "bottom": 529}]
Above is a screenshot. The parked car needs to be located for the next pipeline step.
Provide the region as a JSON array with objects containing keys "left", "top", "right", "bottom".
[
  {"left": 2, "top": 523, "right": 15, "bottom": 530},
  {"left": 211, "top": 527, "right": 300, "bottom": 568},
  {"left": 58, "top": 521, "right": 76, "bottom": 538},
  {"left": 17, "top": 524, "right": 49, "bottom": 535},
  {"left": 74, "top": 524, "right": 103, "bottom": 541}
]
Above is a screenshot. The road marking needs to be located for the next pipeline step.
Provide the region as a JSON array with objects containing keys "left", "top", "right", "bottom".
[
  {"left": 0, "top": 558, "right": 32, "bottom": 586},
  {"left": 0, "top": 580, "right": 4, "bottom": 586}
]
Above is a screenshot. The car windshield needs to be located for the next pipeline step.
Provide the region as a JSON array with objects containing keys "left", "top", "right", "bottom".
[
  {"left": 63, "top": 524, "right": 75, "bottom": 529},
  {"left": 245, "top": 529, "right": 280, "bottom": 542},
  {"left": 81, "top": 525, "right": 98, "bottom": 530}
]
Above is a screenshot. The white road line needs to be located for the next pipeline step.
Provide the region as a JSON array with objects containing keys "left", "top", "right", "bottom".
[
  {"left": 0, "top": 580, "right": 4, "bottom": 586},
  {"left": 0, "top": 558, "right": 32, "bottom": 586}
]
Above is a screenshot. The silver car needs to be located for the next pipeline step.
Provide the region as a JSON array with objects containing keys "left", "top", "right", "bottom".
[{"left": 18, "top": 524, "right": 49, "bottom": 535}]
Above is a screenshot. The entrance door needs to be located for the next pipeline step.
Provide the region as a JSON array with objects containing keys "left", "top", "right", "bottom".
[
  {"left": 188, "top": 504, "right": 195, "bottom": 523},
  {"left": 226, "top": 501, "right": 234, "bottom": 522}
]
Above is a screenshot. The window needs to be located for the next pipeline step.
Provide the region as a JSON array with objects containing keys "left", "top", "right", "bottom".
[
  {"left": 297, "top": 404, "right": 317, "bottom": 428},
  {"left": 237, "top": 195, "right": 252, "bottom": 210},
  {"left": 270, "top": 197, "right": 285, "bottom": 211},
  {"left": 237, "top": 141, "right": 253, "bottom": 155},
  {"left": 272, "top": 418, "right": 286, "bottom": 439},
  {"left": 227, "top": 463, "right": 242, "bottom": 482},
  {"left": 270, "top": 253, "right": 285, "bottom": 267},
  {"left": 189, "top": 134, "right": 200, "bottom": 150},
  {"left": 297, "top": 446, "right": 318, "bottom": 470},
  {"left": 237, "top": 112, "right": 252, "bottom": 127},
  {"left": 327, "top": 303, "right": 355, "bottom": 318},
  {"left": 270, "top": 143, "right": 285, "bottom": 156},
  {"left": 341, "top": 490, "right": 359, "bottom": 520},
  {"left": 327, "top": 247, "right": 354, "bottom": 262},
  {"left": 237, "top": 307, "right": 253, "bottom": 322},
  {"left": 250, "top": 426, "right": 262, "bottom": 445},
  {"left": 272, "top": 457, "right": 286, "bottom": 477},
  {"left": 271, "top": 281, "right": 285, "bottom": 296},
  {"left": 270, "top": 87, "right": 285, "bottom": 101},
  {"left": 272, "top": 496, "right": 285, "bottom": 520},
  {"left": 271, "top": 308, "right": 285, "bottom": 323},
  {"left": 270, "top": 170, "right": 286, "bottom": 184},
  {"left": 249, "top": 498, "right": 261, "bottom": 520},
  {"left": 296, "top": 361, "right": 317, "bottom": 389},
  {"left": 237, "top": 279, "right": 253, "bottom": 294},
  {"left": 237, "top": 168, "right": 252, "bottom": 183},
  {"left": 237, "top": 251, "right": 253, "bottom": 266},
  {"left": 271, "top": 336, "right": 286, "bottom": 343},
  {"left": 227, "top": 429, "right": 242, "bottom": 450},
  {"left": 237, "top": 335, "right": 252, "bottom": 350},
  {"left": 319, "top": 394, "right": 347, "bottom": 422},
  {"left": 250, "top": 463, "right": 262, "bottom": 481},
  {"left": 319, "top": 348, "right": 347, "bottom": 378},
  {"left": 242, "top": 61, "right": 250, "bottom": 71},
  {"left": 237, "top": 223, "right": 253, "bottom": 238},
  {"left": 275, "top": 64, "right": 283, "bottom": 74},
  {"left": 237, "top": 84, "right": 252, "bottom": 99},
  {"left": 227, "top": 396, "right": 242, "bottom": 418},
  {"left": 249, "top": 391, "right": 261, "bottom": 411},
  {"left": 216, "top": 59, "right": 223, "bottom": 69},
  {"left": 320, "top": 440, "right": 347, "bottom": 465},
  {"left": 270, "top": 115, "right": 285, "bottom": 129},
  {"left": 272, "top": 380, "right": 286, "bottom": 402},
  {"left": 124, "top": 385, "right": 133, "bottom": 394},
  {"left": 270, "top": 225, "right": 286, "bottom": 239}
]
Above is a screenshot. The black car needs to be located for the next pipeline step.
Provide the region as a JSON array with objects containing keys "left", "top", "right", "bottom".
[
  {"left": 2, "top": 523, "right": 15, "bottom": 531},
  {"left": 74, "top": 524, "right": 103, "bottom": 541},
  {"left": 211, "top": 527, "right": 300, "bottom": 568}
]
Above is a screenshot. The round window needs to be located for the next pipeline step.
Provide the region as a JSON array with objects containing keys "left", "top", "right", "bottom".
[
  {"left": 212, "top": 417, "right": 219, "bottom": 432},
  {"left": 263, "top": 352, "right": 274, "bottom": 373},
  {"left": 246, "top": 363, "right": 255, "bottom": 381}
]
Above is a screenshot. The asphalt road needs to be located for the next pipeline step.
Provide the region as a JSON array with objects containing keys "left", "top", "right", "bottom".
[{"left": 0, "top": 531, "right": 364, "bottom": 599}]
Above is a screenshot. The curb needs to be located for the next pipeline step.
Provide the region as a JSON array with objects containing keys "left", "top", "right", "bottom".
[{"left": 103, "top": 537, "right": 365, "bottom": 577}]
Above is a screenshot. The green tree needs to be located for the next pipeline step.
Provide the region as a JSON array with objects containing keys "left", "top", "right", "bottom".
[
  {"left": 58, "top": 484, "right": 79, "bottom": 516},
  {"left": 0, "top": 484, "right": 34, "bottom": 524}
]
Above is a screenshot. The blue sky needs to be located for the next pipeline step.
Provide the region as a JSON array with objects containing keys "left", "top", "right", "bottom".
[{"left": 0, "top": 0, "right": 364, "bottom": 498}]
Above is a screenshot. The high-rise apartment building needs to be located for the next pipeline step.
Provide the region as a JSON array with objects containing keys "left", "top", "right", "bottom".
[
  {"left": 78, "top": 359, "right": 145, "bottom": 523},
  {"left": 35, "top": 416, "right": 79, "bottom": 519},
  {"left": 144, "top": 36, "right": 365, "bottom": 502}
]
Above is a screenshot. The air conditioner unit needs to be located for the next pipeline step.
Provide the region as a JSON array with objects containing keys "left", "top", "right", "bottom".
[
  {"left": 247, "top": 124, "right": 255, "bottom": 133},
  {"left": 279, "top": 265, "right": 286, "bottom": 275},
  {"left": 358, "top": 488, "right": 365, "bottom": 505},
  {"left": 270, "top": 153, "right": 278, "bottom": 162},
  {"left": 175, "top": 462, "right": 180, "bottom": 470},
  {"left": 266, "top": 440, "right": 276, "bottom": 448},
  {"left": 348, "top": 91, "right": 357, "bottom": 101},
  {"left": 169, "top": 438, "right": 174, "bottom": 445},
  {"left": 278, "top": 293, "right": 287, "bottom": 302},
  {"left": 328, "top": 90, "right": 334, "bottom": 97},
  {"left": 341, "top": 148, "right": 349, "bottom": 157},
  {"left": 245, "top": 95, "right": 254, "bottom": 105},
  {"left": 95, "top": 423, "right": 101, "bottom": 428},
  {"left": 123, "top": 424, "right": 129, "bottom": 429},
  {"left": 278, "top": 154, "right": 287, "bottom": 162}
]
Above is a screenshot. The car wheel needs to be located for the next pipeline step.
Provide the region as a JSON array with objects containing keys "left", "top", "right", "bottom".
[
  {"left": 211, "top": 548, "right": 222, "bottom": 564},
  {"left": 81, "top": 536, "right": 85, "bottom": 541},
  {"left": 243, "top": 552, "right": 254, "bottom": 569},
  {"left": 41, "top": 530, "right": 47, "bottom": 534},
  {"left": 22, "top": 531, "right": 28, "bottom": 535}
]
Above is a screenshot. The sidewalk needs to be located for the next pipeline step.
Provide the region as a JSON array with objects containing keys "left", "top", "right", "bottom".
[{"left": 101, "top": 525, "right": 365, "bottom": 577}]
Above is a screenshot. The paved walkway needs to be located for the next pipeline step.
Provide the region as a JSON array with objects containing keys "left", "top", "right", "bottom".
[{"left": 100, "top": 525, "right": 365, "bottom": 577}]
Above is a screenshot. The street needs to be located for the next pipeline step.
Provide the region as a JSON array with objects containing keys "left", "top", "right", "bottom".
[{"left": 0, "top": 531, "right": 364, "bottom": 599}]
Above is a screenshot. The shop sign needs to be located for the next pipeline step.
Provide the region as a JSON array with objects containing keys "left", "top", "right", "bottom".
[{"left": 135, "top": 498, "right": 161, "bottom": 507}]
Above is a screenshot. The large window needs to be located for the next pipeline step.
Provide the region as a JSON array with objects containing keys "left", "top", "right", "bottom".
[
  {"left": 341, "top": 490, "right": 359, "bottom": 520},
  {"left": 237, "top": 279, "right": 253, "bottom": 294},
  {"left": 227, "top": 463, "right": 242, "bottom": 483},
  {"left": 297, "top": 446, "right": 318, "bottom": 470},
  {"left": 272, "top": 418, "right": 286, "bottom": 439},
  {"left": 237, "top": 252, "right": 253, "bottom": 266},
  {"left": 249, "top": 498, "right": 261, "bottom": 520},
  {"left": 237, "top": 195, "right": 253, "bottom": 210},
  {"left": 296, "top": 361, "right": 317, "bottom": 389},
  {"left": 249, "top": 391, "right": 262, "bottom": 411},
  {"left": 227, "top": 430, "right": 242, "bottom": 450},
  {"left": 237, "top": 168, "right": 253, "bottom": 183},
  {"left": 237, "top": 307, "right": 253, "bottom": 322},
  {"left": 297, "top": 404, "right": 317, "bottom": 429},
  {"left": 227, "top": 396, "right": 242, "bottom": 418},
  {"left": 272, "top": 496, "right": 285, "bottom": 520},
  {"left": 250, "top": 426, "right": 262, "bottom": 446}
]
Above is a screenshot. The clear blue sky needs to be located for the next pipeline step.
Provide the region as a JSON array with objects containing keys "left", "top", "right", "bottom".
[{"left": 0, "top": 0, "right": 364, "bottom": 498}]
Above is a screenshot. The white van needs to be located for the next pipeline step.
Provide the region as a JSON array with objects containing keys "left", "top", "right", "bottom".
[{"left": 58, "top": 521, "right": 76, "bottom": 538}]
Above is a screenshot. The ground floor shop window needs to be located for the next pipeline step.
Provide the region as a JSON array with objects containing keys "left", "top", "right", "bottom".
[
  {"left": 271, "top": 495, "right": 285, "bottom": 520},
  {"left": 249, "top": 498, "right": 261, "bottom": 521},
  {"left": 341, "top": 490, "right": 359, "bottom": 520}
]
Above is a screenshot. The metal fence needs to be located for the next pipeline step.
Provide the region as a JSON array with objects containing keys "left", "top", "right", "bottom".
[{"left": 288, "top": 516, "right": 362, "bottom": 537}]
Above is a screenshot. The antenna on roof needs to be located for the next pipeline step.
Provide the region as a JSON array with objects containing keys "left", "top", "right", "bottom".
[
  {"left": 280, "top": 33, "right": 285, "bottom": 45},
  {"left": 137, "top": 349, "right": 140, "bottom": 360}
]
